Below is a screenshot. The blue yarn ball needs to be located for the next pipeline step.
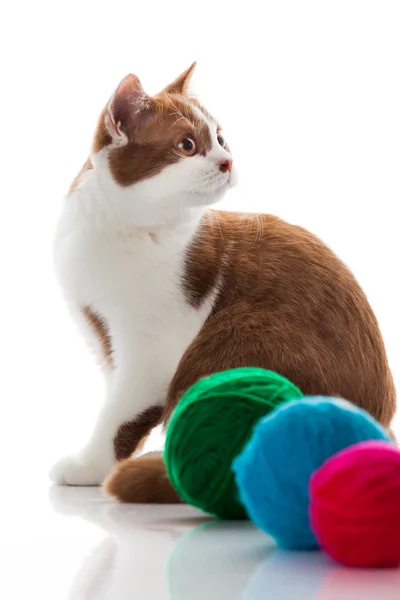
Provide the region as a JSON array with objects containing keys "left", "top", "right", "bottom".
[{"left": 233, "top": 397, "right": 391, "bottom": 550}]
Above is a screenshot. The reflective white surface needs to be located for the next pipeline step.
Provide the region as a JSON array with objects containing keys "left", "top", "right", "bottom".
[{"left": 4, "top": 486, "right": 400, "bottom": 599}]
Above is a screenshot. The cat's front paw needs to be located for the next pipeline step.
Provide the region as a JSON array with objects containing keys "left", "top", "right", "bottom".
[{"left": 49, "top": 455, "right": 109, "bottom": 486}]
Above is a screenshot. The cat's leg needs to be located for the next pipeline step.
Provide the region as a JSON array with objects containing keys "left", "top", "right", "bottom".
[
  {"left": 50, "top": 369, "right": 164, "bottom": 486},
  {"left": 105, "top": 309, "right": 265, "bottom": 502}
]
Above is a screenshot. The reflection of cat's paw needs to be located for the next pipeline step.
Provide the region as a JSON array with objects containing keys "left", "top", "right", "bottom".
[
  {"left": 49, "top": 455, "right": 108, "bottom": 486},
  {"left": 48, "top": 484, "right": 106, "bottom": 517}
]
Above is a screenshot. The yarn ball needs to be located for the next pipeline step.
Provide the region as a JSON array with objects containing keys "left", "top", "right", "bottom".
[
  {"left": 164, "top": 367, "right": 303, "bottom": 519},
  {"left": 310, "top": 440, "right": 400, "bottom": 568},
  {"left": 233, "top": 397, "right": 391, "bottom": 549}
]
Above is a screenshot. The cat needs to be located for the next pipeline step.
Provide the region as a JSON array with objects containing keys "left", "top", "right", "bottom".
[{"left": 50, "top": 63, "right": 396, "bottom": 503}]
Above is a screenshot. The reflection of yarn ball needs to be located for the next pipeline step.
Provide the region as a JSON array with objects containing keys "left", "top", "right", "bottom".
[
  {"left": 310, "top": 441, "right": 400, "bottom": 568},
  {"left": 244, "top": 551, "right": 333, "bottom": 600},
  {"left": 233, "top": 397, "right": 391, "bottom": 548},
  {"left": 164, "top": 367, "right": 303, "bottom": 519},
  {"left": 315, "top": 566, "right": 400, "bottom": 599},
  {"left": 167, "top": 521, "right": 267, "bottom": 600}
]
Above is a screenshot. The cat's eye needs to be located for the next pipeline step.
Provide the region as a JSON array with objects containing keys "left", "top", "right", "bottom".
[
  {"left": 177, "top": 136, "right": 197, "bottom": 156},
  {"left": 217, "top": 133, "right": 225, "bottom": 147}
]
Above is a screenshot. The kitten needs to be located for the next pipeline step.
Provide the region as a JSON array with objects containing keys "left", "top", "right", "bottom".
[{"left": 50, "top": 63, "right": 395, "bottom": 502}]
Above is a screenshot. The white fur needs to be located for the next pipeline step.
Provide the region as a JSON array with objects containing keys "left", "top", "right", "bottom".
[{"left": 50, "top": 119, "right": 236, "bottom": 485}]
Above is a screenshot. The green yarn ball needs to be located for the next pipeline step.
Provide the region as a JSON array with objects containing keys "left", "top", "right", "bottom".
[{"left": 164, "top": 367, "right": 303, "bottom": 519}]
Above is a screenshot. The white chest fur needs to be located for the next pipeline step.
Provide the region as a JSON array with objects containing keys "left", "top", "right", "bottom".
[{"left": 54, "top": 197, "right": 214, "bottom": 387}]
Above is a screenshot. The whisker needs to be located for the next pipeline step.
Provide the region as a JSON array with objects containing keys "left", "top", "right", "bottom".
[
  {"left": 166, "top": 95, "right": 185, "bottom": 122},
  {"left": 169, "top": 114, "right": 186, "bottom": 129}
]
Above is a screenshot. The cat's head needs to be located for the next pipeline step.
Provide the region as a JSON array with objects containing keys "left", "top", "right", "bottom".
[{"left": 90, "top": 63, "right": 237, "bottom": 228}]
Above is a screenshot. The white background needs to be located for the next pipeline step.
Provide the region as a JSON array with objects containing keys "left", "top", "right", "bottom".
[{"left": 1, "top": 0, "right": 399, "bottom": 501}]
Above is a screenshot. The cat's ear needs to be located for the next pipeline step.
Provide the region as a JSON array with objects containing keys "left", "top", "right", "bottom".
[
  {"left": 105, "top": 74, "right": 150, "bottom": 145},
  {"left": 163, "top": 62, "right": 197, "bottom": 95}
]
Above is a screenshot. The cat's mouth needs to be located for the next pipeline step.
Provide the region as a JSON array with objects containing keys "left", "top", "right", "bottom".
[
  {"left": 186, "top": 181, "right": 230, "bottom": 209},
  {"left": 187, "top": 169, "right": 235, "bottom": 206},
  {"left": 202, "top": 173, "right": 231, "bottom": 192}
]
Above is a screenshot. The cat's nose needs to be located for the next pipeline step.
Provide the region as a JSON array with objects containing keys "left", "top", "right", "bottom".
[{"left": 219, "top": 160, "right": 232, "bottom": 173}]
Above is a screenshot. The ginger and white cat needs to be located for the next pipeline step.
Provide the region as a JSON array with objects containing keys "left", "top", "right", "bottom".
[{"left": 51, "top": 63, "right": 395, "bottom": 502}]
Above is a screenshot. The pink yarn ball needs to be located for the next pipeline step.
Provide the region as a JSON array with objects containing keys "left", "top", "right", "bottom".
[{"left": 310, "top": 440, "right": 400, "bottom": 568}]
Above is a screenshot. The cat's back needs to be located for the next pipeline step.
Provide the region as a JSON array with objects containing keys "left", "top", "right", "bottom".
[
  {"left": 183, "top": 210, "right": 395, "bottom": 425},
  {"left": 185, "top": 210, "right": 364, "bottom": 306}
]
